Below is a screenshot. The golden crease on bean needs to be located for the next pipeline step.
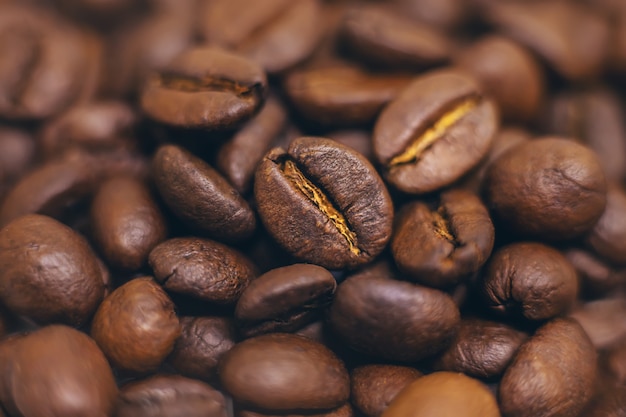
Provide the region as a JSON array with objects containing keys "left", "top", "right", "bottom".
[
  {"left": 432, "top": 209, "right": 455, "bottom": 243},
  {"left": 282, "top": 159, "right": 361, "bottom": 255},
  {"left": 389, "top": 98, "right": 479, "bottom": 167}
]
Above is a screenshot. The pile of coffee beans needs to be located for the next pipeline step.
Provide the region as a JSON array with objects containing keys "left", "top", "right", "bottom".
[{"left": 1, "top": 0, "right": 626, "bottom": 416}]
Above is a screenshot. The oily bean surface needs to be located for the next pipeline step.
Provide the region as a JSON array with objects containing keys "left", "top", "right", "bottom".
[
  {"left": 0, "top": 214, "right": 104, "bottom": 326},
  {"left": 91, "top": 277, "right": 180, "bottom": 373},
  {"left": 255, "top": 137, "right": 393, "bottom": 270}
]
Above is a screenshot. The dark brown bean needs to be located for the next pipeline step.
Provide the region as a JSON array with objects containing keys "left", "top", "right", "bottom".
[
  {"left": 235, "top": 264, "right": 336, "bottom": 337},
  {"left": 499, "top": 318, "right": 597, "bottom": 417},
  {"left": 198, "top": 0, "right": 323, "bottom": 74},
  {"left": 216, "top": 96, "right": 287, "bottom": 195},
  {"left": 585, "top": 184, "right": 626, "bottom": 265},
  {"left": 91, "top": 176, "right": 167, "bottom": 271},
  {"left": 91, "top": 277, "right": 180, "bottom": 373},
  {"left": 433, "top": 318, "right": 528, "bottom": 378},
  {"left": 339, "top": 5, "right": 452, "bottom": 69},
  {"left": 480, "top": 242, "right": 578, "bottom": 321},
  {"left": 141, "top": 46, "right": 267, "bottom": 130},
  {"left": 484, "top": 0, "right": 610, "bottom": 81},
  {"left": 219, "top": 333, "right": 350, "bottom": 412},
  {"left": 485, "top": 137, "right": 607, "bottom": 240},
  {"left": 115, "top": 374, "right": 228, "bottom": 417},
  {"left": 391, "top": 189, "right": 494, "bottom": 288},
  {"left": 149, "top": 237, "right": 257, "bottom": 304},
  {"left": 254, "top": 137, "right": 393, "bottom": 270},
  {"left": 284, "top": 66, "right": 413, "bottom": 126},
  {"left": 382, "top": 372, "right": 500, "bottom": 417},
  {"left": 167, "top": 316, "right": 235, "bottom": 382},
  {"left": 373, "top": 68, "right": 498, "bottom": 194},
  {"left": 152, "top": 144, "right": 256, "bottom": 243},
  {"left": 328, "top": 274, "right": 460, "bottom": 362},
  {"left": 351, "top": 365, "right": 422, "bottom": 417},
  {"left": 0, "top": 214, "right": 104, "bottom": 326},
  {"left": 0, "top": 325, "right": 117, "bottom": 417},
  {"left": 454, "top": 35, "right": 544, "bottom": 123}
]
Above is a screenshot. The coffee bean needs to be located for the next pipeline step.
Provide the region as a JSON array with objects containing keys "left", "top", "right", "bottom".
[
  {"left": 541, "top": 88, "right": 626, "bottom": 182},
  {"left": 433, "top": 318, "right": 528, "bottom": 379},
  {"left": 602, "top": 337, "right": 626, "bottom": 384},
  {"left": 0, "top": 325, "right": 117, "bottom": 417},
  {"left": 565, "top": 248, "right": 626, "bottom": 298},
  {"left": 480, "top": 242, "right": 578, "bottom": 321},
  {"left": 0, "top": 214, "right": 104, "bottom": 326},
  {"left": 339, "top": 5, "right": 452, "bottom": 69},
  {"left": 219, "top": 333, "right": 350, "bottom": 412},
  {"left": 167, "top": 316, "right": 235, "bottom": 382},
  {"left": 373, "top": 68, "right": 498, "bottom": 194},
  {"left": 198, "top": 0, "right": 323, "bottom": 74},
  {"left": 351, "top": 365, "right": 422, "bottom": 417},
  {"left": 115, "top": 374, "right": 228, "bottom": 417},
  {"left": 382, "top": 372, "right": 500, "bottom": 417},
  {"left": 40, "top": 101, "right": 138, "bottom": 159},
  {"left": 484, "top": 0, "right": 610, "bottom": 81},
  {"left": 255, "top": 137, "right": 393, "bottom": 270},
  {"left": 485, "top": 137, "right": 607, "bottom": 240},
  {"left": 216, "top": 96, "right": 287, "bottom": 195},
  {"left": 391, "top": 189, "right": 494, "bottom": 288},
  {"left": 454, "top": 35, "right": 544, "bottom": 123},
  {"left": 0, "top": 5, "right": 101, "bottom": 119},
  {"left": 141, "top": 46, "right": 267, "bottom": 130},
  {"left": 235, "top": 263, "right": 336, "bottom": 337},
  {"left": 236, "top": 404, "right": 354, "bottom": 417},
  {"left": 91, "top": 176, "right": 167, "bottom": 271},
  {"left": 570, "top": 297, "right": 626, "bottom": 349},
  {"left": 149, "top": 237, "right": 257, "bottom": 304},
  {"left": 91, "top": 277, "right": 180, "bottom": 373},
  {"left": 152, "top": 144, "right": 256, "bottom": 242},
  {"left": 284, "top": 66, "right": 413, "bottom": 126},
  {"left": 583, "top": 384, "right": 626, "bottom": 417},
  {"left": 585, "top": 184, "right": 626, "bottom": 265},
  {"left": 328, "top": 274, "right": 460, "bottom": 362},
  {"left": 499, "top": 318, "right": 596, "bottom": 417}
]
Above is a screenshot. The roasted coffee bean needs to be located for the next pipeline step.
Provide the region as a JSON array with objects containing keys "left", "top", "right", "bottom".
[
  {"left": 91, "top": 277, "right": 180, "bottom": 373},
  {"left": 583, "top": 384, "right": 626, "bottom": 417},
  {"left": 152, "top": 144, "right": 256, "bottom": 242},
  {"left": 351, "top": 365, "right": 422, "bottom": 417},
  {"left": 339, "top": 5, "right": 452, "bottom": 69},
  {"left": 485, "top": 137, "right": 607, "bottom": 240},
  {"left": 328, "top": 274, "right": 460, "bottom": 362},
  {"left": 235, "top": 264, "right": 336, "bottom": 337},
  {"left": 585, "top": 184, "right": 626, "bottom": 265},
  {"left": 235, "top": 404, "right": 354, "bottom": 417},
  {"left": 40, "top": 101, "right": 138, "bottom": 158},
  {"left": 382, "top": 372, "right": 500, "bottom": 417},
  {"left": 373, "top": 69, "right": 498, "bottom": 194},
  {"left": 217, "top": 97, "right": 287, "bottom": 195},
  {"left": 149, "top": 237, "right": 256, "bottom": 304},
  {"left": 480, "top": 242, "right": 578, "bottom": 321},
  {"left": 198, "top": 0, "right": 323, "bottom": 74},
  {"left": 391, "top": 189, "right": 494, "bottom": 288},
  {"left": 141, "top": 46, "right": 267, "bottom": 130},
  {"left": 433, "top": 318, "right": 528, "bottom": 379},
  {"left": 0, "top": 127, "right": 35, "bottom": 196},
  {"left": 570, "top": 297, "right": 626, "bottom": 349},
  {"left": 0, "top": 325, "right": 117, "bottom": 417},
  {"left": 454, "top": 35, "right": 544, "bottom": 123},
  {"left": 219, "top": 333, "right": 350, "bottom": 412},
  {"left": 565, "top": 248, "right": 626, "bottom": 298},
  {"left": 541, "top": 88, "right": 626, "bottom": 182},
  {"left": 0, "top": 5, "right": 102, "bottom": 120},
  {"left": 115, "top": 374, "right": 228, "bottom": 417},
  {"left": 284, "top": 66, "right": 413, "bottom": 126},
  {"left": 168, "top": 316, "right": 235, "bottom": 382},
  {"left": 91, "top": 176, "right": 167, "bottom": 271},
  {"left": 0, "top": 214, "right": 104, "bottom": 326},
  {"left": 499, "top": 318, "right": 596, "bottom": 417},
  {"left": 483, "top": 0, "right": 610, "bottom": 81},
  {"left": 255, "top": 137, "right": 393, "bottom": 270}
]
